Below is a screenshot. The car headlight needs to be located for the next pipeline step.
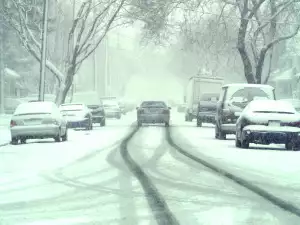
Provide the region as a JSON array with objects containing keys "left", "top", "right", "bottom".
[{"left": 245, "top": 130, "right": 251, "bottom": 135}]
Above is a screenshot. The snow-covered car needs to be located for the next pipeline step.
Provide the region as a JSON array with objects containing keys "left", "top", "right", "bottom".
[
  {"left": 136, "top": 101, "right": 171, "bottom": 127},
  {"left": 103, "top": 100, "right": 122, "bottom": 119},
  {"left": 215, "top": 83, "right": 275, "bottom": 140},
  {"left": 235, "top": 99, "right": 300, "bottom": 150},
  {"left": 59, "top": 103, "right": 93, "bottom": 130},
  {"left": 10, "top": 101, "right": 68, "bottom": 145}
]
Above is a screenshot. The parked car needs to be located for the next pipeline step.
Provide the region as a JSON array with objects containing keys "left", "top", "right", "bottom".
[
  {"left": 59, "top": 103, "right": 93, "bottom": 130},
  {"left": 196, "top": 93, "right": 219, "bottom": 127},
  {"left": 136, "top": 101, "right": 171, "bottom": 127},
  {"left": 235, "top": 99, "right": 300, "bottom": 150},
  {"left": 10, "top": 101, "right": 68, "bottom": 144},
  {"left": 86, "top": 101, "right": 106, "bottom": 126},
  {"left": 103, "top": 100, "right": 122, "bottom": 119},
  {"left": 215, "top": 84, "right": 275, "bottom": 140}
]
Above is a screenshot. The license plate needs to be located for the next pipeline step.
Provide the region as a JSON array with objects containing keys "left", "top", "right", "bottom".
[
  {"left": 268, "top": 120, "right": 281, "bottom": 127},
  {"left": 25, "top": 119, "right": 42, "bottom": 125}
]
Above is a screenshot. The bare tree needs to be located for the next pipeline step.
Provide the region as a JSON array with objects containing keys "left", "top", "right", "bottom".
[
  {"left": 1, "top": 0, "right": 127, "bottom": 104},
  {"left": 222, "top": 0, "right": 300, "bottom": 83}
]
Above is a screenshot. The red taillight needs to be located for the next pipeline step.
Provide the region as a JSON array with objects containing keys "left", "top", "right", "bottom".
[{"left": 10, "top": 120, "right": 17, "bottom": 127}]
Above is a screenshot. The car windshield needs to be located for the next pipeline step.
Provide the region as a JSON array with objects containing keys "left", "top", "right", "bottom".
[
  {"left": 60, "top": 104, "right": 84, "bottom": 112},
  {"left": 141, "top": 101, "right": 167, "bottom": 108},
  {"left": 227, "top": 86, "right": 274, "bottom": 103}
]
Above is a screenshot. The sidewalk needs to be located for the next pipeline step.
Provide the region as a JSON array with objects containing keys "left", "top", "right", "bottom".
[{"left": 0, "top": 114, "right": 11, "bottom": 146}]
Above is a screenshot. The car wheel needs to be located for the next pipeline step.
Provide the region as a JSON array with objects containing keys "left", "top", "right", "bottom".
[
  {"left": 100, "top": 119, "right": 106, "bottom": 127},
  {"left": 20, "top": 138, "right": 26, "bottom": 144},
  {"left": 235, "top": 137, "right": 241, "bottom": 148},
  {"left": 241, "top": 139, "right": 249, "bottom": 148},
  {"left": 90, "top": 121, "right": 93, "bottom": 130},
  {"left": 117, "top": 114, "right": 121, "bottom": 119},
  {"left": 185, "top": 115, "right": 188, "bottom": 121},
  {"left": 196, "top": 118, "right": 202, "bottom": 127},
  {"left": 215, "top": 125, "right": 219, "bottom": 139},
  {"left": 137, "top": 121, "right": 142, "bottom": 127},
  {"left": 216, "top": 125, "right": 226, "bottom": 140},
  {"left": 62, "top": 129, "right": 68, "bottom": 142},
  {"left": 165, "top": 122, "right": 170, "bottom": 127},
  {"left": 54, "top": 128, "right": 61, "bottom": 142},
  {"left": 11, "top": 138, "right": 18, "bottom": 145},
  {"left": 285, "top": 142, "right": 299, "bottom": 151}
]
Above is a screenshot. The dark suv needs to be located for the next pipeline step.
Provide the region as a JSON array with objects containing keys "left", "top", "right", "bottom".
[
  {"left": 215, "top": 84, "right": 275, "bottom": 140},
  {"left": 87, "top": 100, "right": 106, "bottom": 126}
]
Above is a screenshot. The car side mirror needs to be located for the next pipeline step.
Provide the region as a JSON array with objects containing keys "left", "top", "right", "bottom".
[
  {"left": 168, "top": 107, "right": 171, "bottom": 110},
  {"left": 136, "top": 107, "right": 139, "bottom": 110}
]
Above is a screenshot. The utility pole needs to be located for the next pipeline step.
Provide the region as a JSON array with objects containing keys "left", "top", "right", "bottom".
[
  {"left": 70, "top": 0, "right": 76, "bottom": 102},
  {"left": 93, "top": 0, "right": 98, "bottom": 93},
  {"left": 105, "top": 36, "right": 109, "bottom": 96},
  {"left": 0, "top": 20, "right": 4, "bottom": 114},
  {"left": 38, "top": 0, "right": 49, "bottom": 101}
]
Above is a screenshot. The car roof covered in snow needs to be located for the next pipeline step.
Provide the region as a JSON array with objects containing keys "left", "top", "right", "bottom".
[
  {"left": 245, "top": 99, "right": 296, "bottom": 113},
  {"left": 222, "top": 83, "right": 274, "bottom": 89},
  {"left": 14, "top": 101, "right": 57, "bottom": 115}
]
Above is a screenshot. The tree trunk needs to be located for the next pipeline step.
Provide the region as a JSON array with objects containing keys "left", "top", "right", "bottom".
[
  {"left": 255, "top": 48, "right": 268, "bottom": 84},
  {"left": 237, "top": 18, "right": 256, "bottom": 83},
  {"left": 60, "top": 66, "right": 75, "bottom": 104}
]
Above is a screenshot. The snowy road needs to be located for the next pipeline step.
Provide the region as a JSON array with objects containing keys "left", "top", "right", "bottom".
[{"left": 0, "top": 112, "right": 300, "bottom": 224}]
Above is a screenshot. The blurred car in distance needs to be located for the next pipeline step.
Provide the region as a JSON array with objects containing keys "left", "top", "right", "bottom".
[
  {"left": 136, "top": 101, "right": 171, "bottom": 127},
  {"left": 103, "top": 100, "right": 122, "bottom": 119},
  {"left": 177, "top": 103, "right": 186, "bottom": 113},
  {"left": 60, "top": 103, "right": 93, "bottom": 130},
  {"left": 10, "top": 101, "right": 68, "bottom": 144},
  {"left": 235, "top": 99, "right": 300, "bottom": 150},
  {"left": 86, "top": 100, "right": 106, "bottom": 127},
  {"left": 196, "top": 93, "right": 219, "bottom": 127}
]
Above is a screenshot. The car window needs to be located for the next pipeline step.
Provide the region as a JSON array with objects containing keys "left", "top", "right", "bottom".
[
  {"left": 227, "top": 87, "right": 274, "bottom": 102},
  {"left": 219, "top": 87, "right": 226, "bottom": 102},
  {"left": 141, "top": 101, "right": 167, "bottom": 108}
]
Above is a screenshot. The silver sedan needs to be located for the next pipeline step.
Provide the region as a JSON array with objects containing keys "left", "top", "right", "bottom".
[
  {"left": 10, "top": 101, "right": 68, "bottom": 144},
  {"left": 136, "top": 101, "right": 171, "bottom": 127}
]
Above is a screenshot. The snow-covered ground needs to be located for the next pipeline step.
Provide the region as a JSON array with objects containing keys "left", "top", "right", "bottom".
[
  {"left": 1, "top": 111, "right": 300, "bottom": 224},
  {"left": 0, "top": 114, "right": 11, "bottom": 146}
]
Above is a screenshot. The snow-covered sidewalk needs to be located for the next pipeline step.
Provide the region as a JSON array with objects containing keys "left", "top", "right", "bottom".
[{"left": 0, "top": 114, "right": 11, "bottom": 146}]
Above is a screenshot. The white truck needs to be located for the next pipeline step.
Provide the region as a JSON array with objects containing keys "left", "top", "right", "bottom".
[{"left": 184, "top": 76, "right": 224, "bottom": 121}]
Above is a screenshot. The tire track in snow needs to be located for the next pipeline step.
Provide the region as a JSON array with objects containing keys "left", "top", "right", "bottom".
[
  {"left": 120, "top": 127, "right": 180, "bottom": 225},
  {"left": 166, "top": 127, "right": 300, "bottom": 219}
]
